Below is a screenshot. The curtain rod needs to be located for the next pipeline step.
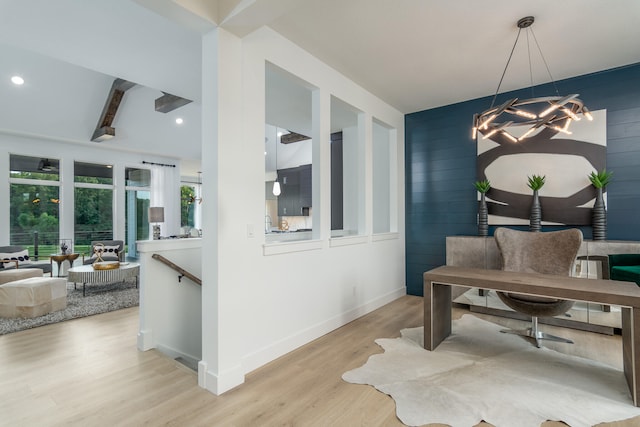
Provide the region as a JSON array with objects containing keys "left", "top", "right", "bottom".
[{"left": 142, "top": 160, "right": 176, "bottom": 168}]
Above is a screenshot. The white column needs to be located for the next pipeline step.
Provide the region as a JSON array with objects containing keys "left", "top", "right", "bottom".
[
  {"left": 312, "top": 88, "right": 331, "bottom": 241},
  {"left": 59, "top": 156, "right": 75, "bottom": 251},
  {"left": 198, "top": 26, "right": 245, "bottom": 395},
  {"left": 0, "top": 153, "right": 9, "bottom": 243}
]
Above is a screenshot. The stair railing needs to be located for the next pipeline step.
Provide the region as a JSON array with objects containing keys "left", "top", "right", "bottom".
[{"left": 151, "top": 253, "right": 202, "bottom": 286}]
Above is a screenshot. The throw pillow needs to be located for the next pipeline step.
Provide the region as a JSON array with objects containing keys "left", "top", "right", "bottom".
[
  {"left": 0, "top": 249, "right": 32, "bottom": 266},
  {"left": 90, "top": 245, "right": 120, "bottom": 259}
]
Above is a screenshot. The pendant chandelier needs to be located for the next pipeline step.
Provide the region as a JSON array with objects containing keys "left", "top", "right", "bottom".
[{"left": 472, "top": 16, "right": 593, "bottom": 143}]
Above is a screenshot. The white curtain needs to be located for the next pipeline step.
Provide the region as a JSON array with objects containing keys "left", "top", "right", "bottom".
[{"left": 150, "top": 164, "right": 179, "bottom": 237}]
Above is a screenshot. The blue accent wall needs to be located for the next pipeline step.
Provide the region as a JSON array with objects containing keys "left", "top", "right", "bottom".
[{"left": 405, "top": 63, "right": 640, "bottom": 296}]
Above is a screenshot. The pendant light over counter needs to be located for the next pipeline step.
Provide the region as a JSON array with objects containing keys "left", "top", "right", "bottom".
[{"left": 272, "top": 129, "right": 282, "bottom": 196}]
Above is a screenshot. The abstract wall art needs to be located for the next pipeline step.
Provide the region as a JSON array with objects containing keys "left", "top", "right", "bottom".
[{"left": 477, "top": 109, "right": 606, "bottom": 225}]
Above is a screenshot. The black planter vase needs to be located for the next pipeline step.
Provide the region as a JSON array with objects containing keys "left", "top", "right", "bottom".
[
  {"left": 529, "top": 190, "right": 541, "bottom": 232},
  {"left": 478, "top": 193, "right": 488, "bottom": 237},
  {"left": 592, "top": 187, "right": 607, "bottom": 240}
]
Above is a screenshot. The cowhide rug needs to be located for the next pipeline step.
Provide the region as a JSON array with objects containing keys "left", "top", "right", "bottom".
[{"left": 342, "top": 314, "right": 640, "bottom": 427}]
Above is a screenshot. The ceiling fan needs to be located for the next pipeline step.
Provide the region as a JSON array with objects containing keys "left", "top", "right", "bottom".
[{"left": 37, "top": 158, "right": 58, "bottom": 172}]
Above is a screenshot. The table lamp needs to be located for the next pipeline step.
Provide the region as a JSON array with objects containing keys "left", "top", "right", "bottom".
[{"left": 149, "top": 207, "right": 165, "bottom": 240}]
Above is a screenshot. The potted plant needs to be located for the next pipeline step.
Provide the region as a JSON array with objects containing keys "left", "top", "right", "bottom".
[
  {"left": 527, "top": 175, "right": 545, "bottom": 232},
  {"left": 474, "top": 180, "right": 491, "bottom": 237},
  {"left": 589, "top": 169, "right": 613, "bottom": 241}
]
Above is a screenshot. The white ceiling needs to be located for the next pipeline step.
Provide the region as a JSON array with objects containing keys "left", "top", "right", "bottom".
[
  {"left": 1, "top": 0, "right": 639, "bottom": 176},
  {"left": 267, "top": 0, "right": 640, "bottom": 114}
]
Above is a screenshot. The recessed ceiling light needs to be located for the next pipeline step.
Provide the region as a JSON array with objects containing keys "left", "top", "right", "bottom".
[
  {"left": 175, "top": 118, "right": 184, "bottom": 125},
  {"left": 11, "top": 75, "right": 24, "bottom": 85}
]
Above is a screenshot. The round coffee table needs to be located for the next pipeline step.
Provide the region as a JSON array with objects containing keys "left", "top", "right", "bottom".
[{"left": 68, "top": 262, "right": 140, "bottom": 296}]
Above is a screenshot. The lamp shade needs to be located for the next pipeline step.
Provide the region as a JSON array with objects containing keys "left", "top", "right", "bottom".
[{"left": 148, "top": 207, "right": 165, "bottom": 223}]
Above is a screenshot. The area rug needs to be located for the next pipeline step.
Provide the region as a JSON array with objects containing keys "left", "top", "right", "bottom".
[
  {"left": 0, "top": 279, "right": 138, "bottom": 335},
  {"left": 342, "top": 314, "right": 640, "bottom": 427}
]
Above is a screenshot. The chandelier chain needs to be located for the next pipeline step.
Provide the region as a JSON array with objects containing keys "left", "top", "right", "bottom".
[
  {"left": 529, "top": 27, "right": 560, "bottom": 97},
  {"left": 526, "top": 29, "right": 534, "bottom": 98},
  {"left": 489, "top": 27, "right": 523, "bottom": 110}
]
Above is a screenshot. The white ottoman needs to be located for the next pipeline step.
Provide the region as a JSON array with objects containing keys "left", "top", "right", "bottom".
[
  {"left": 0, "top": 268, "right": 44, "bottom": 285},
  {"left": 0, "top": 277, "right": 67, "bottom": 318}
]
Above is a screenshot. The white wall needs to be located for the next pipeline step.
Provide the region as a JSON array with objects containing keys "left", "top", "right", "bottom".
[
  {"left": 137, "top": 238, "right": 202, "bottom": 366},
  {"left": 198, "top": 26, "right": 405, "bottom": 394}
]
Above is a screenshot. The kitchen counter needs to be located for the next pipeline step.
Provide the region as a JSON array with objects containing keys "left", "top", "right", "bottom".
[{"left": 265, "top": 231, "right": 313, "bottom": 243}]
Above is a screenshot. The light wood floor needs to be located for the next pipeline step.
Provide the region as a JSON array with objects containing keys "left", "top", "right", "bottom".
[{"left": 1, "top": 296, "right": 639, "bottom": 427}]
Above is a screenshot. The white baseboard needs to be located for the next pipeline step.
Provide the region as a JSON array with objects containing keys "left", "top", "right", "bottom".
[
  {"left": 137, "top": 329, "right": 153, "bottom": 351},
  {"left": 241, "top": 286, "right": 406, "bottom": 374},
  {"left": 198, "top": 360, "right": 245, "bottom": 395},
  {"left": 156, "top": 343, "right": 200, "bottom": 366}
]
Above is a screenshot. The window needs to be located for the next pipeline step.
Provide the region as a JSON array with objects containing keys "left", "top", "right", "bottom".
[
  {"left": 179, "top": 171, "right": 202, "bottom": 232},
  {"left": 372, "top": 119, "right": 397, "bottom": 234},
  {"left": 180, "top": 184, "right": 196, "bottom": 228},
  {"left": 330, "top": 96, "right": 363, "bottom": 237},
  {"left": 9, "top": 155, "right": 60, "bottom": 258},
  {"left": 74, "top": 161, "right": 114, "bottom": 248},
  {"left": 125, "top": 167, "right": 151, "bottom": 257},
  {"left": 265, "top": 63, "right": 314, "bottom": 238}
]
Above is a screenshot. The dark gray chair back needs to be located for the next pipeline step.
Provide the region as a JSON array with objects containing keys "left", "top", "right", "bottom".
[
  {"left": 84, "top": 240, "right": 125, "bottom": 264},
  {"left": 0, "top": 245, "right": 52, "bottom": 274}
]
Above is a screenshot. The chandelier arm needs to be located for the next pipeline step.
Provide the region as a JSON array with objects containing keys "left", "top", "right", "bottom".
[
  {"left": 529, "top": 26, "right": 560, "bottom": 96},
  {"left": 489, "top": 27, "right": 523, "bottom": 109}
]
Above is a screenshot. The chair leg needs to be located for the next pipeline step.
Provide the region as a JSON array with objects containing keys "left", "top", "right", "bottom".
[{"left": 500, "top": 316, "right": 574, "bottom": 348}]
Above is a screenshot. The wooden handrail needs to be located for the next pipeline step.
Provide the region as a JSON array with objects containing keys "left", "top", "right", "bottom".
[{"left": 151, "top": 253, "right": 202, "bottom": 286}]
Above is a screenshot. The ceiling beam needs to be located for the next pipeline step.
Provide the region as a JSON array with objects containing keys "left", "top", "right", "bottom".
[
  {"left": 280, "top": 131, "right": 310, "bottom": 144},
  {"left": 91, "top": 78, "right": 136, "bottom": 142},
  {"left": 155, "top": 92, "right": 193, "bottom": 113}
]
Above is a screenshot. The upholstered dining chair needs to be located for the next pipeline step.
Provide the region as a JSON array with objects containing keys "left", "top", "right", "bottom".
[
  {"left": 82, "top": 240, "right": 125, "bottom": 265},
  {"left": 494, "top": 227, "right": 583, "bottom": 348}
]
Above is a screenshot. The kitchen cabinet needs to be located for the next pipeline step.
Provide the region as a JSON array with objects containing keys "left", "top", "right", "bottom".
[
  {"left": 299, "top": 164, "right": 312, "bottom": 207},
  {"left": 330, "top": 132, "right": 343, "bottom": 230},
  {"left": 277, "top": 164, "right": 312, "bottom": 216}
]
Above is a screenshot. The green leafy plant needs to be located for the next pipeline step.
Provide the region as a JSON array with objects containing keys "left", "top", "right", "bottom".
[
  {"left": 588, "top": 169, "right": 613, "bottom": 188},
  {"left": 473, "top": 180, "right": 491, "bottom": 193},
  {"left": 527, "top": 174, "right": 546, "bottom": 191}
]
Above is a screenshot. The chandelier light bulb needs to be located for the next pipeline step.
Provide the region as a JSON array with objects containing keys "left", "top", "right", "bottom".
[
  {"left": 479, "top": 114, "right": 497, "bottom": 130},
  {"left": 583, "top": 107, "right": 594, "bottom": 121},
  {"left": 508, "top": 108, "right": 537, "bottom": 120},
  {"left": 561, "top": 107, "right": 580, "bottom": 121},
  {"left": 519, "top": 127, "right": 538, "bottom": 140},
  {"left": 502, "top": 132, "right": 518, "bottom": 143}
]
